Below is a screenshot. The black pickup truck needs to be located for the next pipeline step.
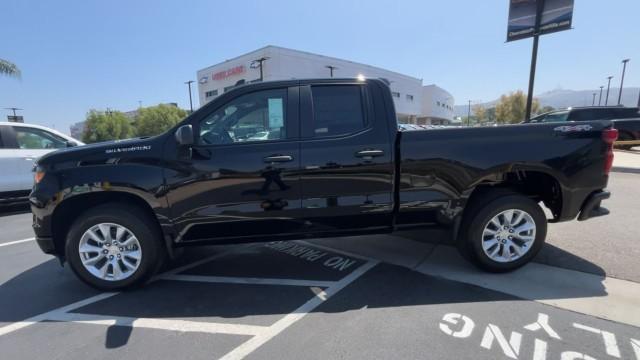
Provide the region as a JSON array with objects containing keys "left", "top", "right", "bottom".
[
  {"left": 528, "top": 106, "right": 640, "bottom": 149},
  {"left": 31, "top": 78, "right": 617, "bottom": 290}
]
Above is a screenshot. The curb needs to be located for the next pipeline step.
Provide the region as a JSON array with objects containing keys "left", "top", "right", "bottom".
[{"left": 611, "top": 166, "right": 640, "bottom": 174}]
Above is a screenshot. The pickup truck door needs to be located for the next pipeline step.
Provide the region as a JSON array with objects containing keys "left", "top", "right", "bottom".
[
  {"left": 165, "top": 86, "right": 304, "bottom": 242},
  {"left": 298, "top": 83, "right": 394, "bottom": 233}
]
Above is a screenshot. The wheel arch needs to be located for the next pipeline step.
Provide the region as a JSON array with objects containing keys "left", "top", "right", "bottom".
[
  {"left": 51, "top": 191, "right": 170, "bottom": 261},
  {"left": 454, "top": 170, "right": 562, "bottom": 241}
]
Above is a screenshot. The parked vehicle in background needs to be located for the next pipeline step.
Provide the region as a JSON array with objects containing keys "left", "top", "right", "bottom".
[
  {"left": 527, "top": 106, "right": 640, "bottom": 150},
  {"left": 0, "top": 122, "right": 83, "bottom": 205},
  {"left": 31, "top": 78, "right": 616, "bottom": 290}
]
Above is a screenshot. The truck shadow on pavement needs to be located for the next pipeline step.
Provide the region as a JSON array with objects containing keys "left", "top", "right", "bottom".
[{"left": 0, "top": 239, "right": 608, "bottom": 349}]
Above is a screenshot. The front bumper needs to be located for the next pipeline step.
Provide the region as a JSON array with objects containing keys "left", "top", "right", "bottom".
[
  {"left": 35, "top": 236, "right": 56, "bottom": 254},
  {"left": 577, "top": 190, "right": 611, "bottom": 221}
]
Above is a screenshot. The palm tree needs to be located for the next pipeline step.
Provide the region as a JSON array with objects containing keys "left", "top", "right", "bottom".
[{"left": 0, "top": 59, "right": 21, "bottom": 78}]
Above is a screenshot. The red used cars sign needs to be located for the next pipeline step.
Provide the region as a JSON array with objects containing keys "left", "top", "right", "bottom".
[{"left": 212, "top": 65, "right": 245, "bottom": 80}]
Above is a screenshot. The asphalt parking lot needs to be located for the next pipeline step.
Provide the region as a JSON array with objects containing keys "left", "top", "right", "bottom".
[{"left": 1, "top": 173, "right": 639, "bottom": 360}]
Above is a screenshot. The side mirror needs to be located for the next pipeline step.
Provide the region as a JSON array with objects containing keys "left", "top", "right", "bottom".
[
  {"left": 66, "top": 141, "right": 78, "bottom": 147},
  {"left": 175, "top": 124, "right": 194, "bottom": 146}
]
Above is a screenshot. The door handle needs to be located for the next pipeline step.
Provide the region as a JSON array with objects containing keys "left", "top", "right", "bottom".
[
  {"left": 263, "top": 154, "right": 293, "bottom": 163},
  {"left": 355, "top": 149, "right": 384, "bottom": 158}
]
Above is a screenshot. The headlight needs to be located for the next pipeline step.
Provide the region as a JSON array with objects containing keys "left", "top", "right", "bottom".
[{"left": 34, "top": 170, "right": 45, "bottom": 184}]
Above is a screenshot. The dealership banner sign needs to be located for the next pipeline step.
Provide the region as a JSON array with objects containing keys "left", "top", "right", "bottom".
[{"left": 507, "top": 0, "right": 574, "bottom": 42}]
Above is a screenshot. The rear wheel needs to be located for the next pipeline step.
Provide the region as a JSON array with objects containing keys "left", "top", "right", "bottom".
[
  {"left": 459, "top": 192, "right": 547, "bottom": 272},
  {"left": 66, "top": 204, "right": 165, "bottom": 290},
  {"left": 615, "top": 132, "right": 634, "bottom": 150}
]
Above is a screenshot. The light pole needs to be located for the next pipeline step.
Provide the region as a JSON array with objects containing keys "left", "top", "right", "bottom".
[
  {"left": 617, "top": 59, "right": 630, "bottom": 105},
  {"left": 598, "top": 86, "right": 604, "bottom": 106},
  {"left": 250, "top": 57, "right": 269, "bottom": 82},
  {"left": 4, "top": 107, "right": 22, "bottom": 117},
  {"left": 604, "top": 76, "right": 613, "bottom": 106},
  {"left": 184, "top": 80, "right": 194, "bottom": 112},
  {"left": 325, "top": 65, "right": 338, "bottom": 78},
  {"left": 592, "top": 93, "right": 596, "bottom": 106},
  {"left": 467, "top": 100, "right": 471, "bottom": 127}
]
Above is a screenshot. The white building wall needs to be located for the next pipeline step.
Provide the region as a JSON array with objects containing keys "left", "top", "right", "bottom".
[
  {"left": 421, "top": 84, "right": 455, "bottom": 123},
  {"left": 197, "top": 45, "right": 452, "bottom": 123}
]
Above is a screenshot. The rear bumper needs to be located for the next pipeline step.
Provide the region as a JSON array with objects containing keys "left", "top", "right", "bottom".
[{"left": 577, "top": 190, "right": 611, "bottom": 221}]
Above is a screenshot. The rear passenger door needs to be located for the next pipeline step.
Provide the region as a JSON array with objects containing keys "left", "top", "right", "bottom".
[{"left": 298, "top": 83, "right": 394, "bottom": 234}]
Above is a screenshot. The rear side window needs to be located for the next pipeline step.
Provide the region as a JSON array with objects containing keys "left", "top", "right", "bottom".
[
  {"left": 612, "top": 108, "right": 640, "bottom": 118},
  {"left": 311, "top": 85, "right": 365, "bottom": 137},
  {"left": 570, "top": 109, "right": 605, "bottom": 121}
]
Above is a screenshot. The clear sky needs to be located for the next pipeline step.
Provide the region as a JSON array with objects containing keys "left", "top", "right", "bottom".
[{"left": 2, "top": 0, "right": 639, "bottom": 133}]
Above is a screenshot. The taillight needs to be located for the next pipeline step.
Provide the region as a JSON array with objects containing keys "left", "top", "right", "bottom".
[
  {"left": 602, "top": 128, "right": 618, "bottom": 145},
  {"left": 602, "top": 128, "right": 618, "bottom": 175}
]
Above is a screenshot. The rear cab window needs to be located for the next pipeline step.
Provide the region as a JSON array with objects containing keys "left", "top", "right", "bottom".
[{"left": 308, "top": 85, "right": 366, "bottom": 137}]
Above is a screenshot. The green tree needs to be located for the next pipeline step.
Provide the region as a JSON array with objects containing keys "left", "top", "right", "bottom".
[
  {"left": 134, "top": 104, "right": 187, "bottom": 137},
  {"left": 472, "top": 104, "right": 486, "bottom": 124},
  {"left": 495, "top": 90, "right": 540, "bottom": 124},
  {"left": 538, "top": 105, "right": 555, "bottom": 114},
  {"left": 0, "top": 59, "right": 21, "bottom": 78},
  {"left": 82, "top": 110, "right": 134, "bottom": 143},
  {"left": 485, "top": 107, "right": 497, "bottom": 123}
]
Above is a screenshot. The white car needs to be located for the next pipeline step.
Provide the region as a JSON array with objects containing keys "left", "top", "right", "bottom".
[{"left": 0, "top": 122, "right": 83, "bottom": 205}]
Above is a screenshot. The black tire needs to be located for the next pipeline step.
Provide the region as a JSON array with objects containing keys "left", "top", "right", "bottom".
[
  {"left": 458, "top": 192, "right": 547, "bottom": 272},
  {"left": 65, "top": 203, "right": 165, "bottom": 291},
  {"left": 615, "top": 132, "right": 634, "bottom": 150}
]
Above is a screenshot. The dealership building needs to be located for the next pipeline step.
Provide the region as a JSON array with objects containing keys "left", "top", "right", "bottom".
[{"left": 196, "top": 45, "right": 455, "bottom": 125}]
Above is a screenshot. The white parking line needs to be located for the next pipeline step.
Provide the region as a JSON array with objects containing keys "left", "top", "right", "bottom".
[
  {"left": 48, "top": 312, "right": 268, "bottom": 336},
  {"left": 0, "top": 292, "right": 117, "bottom": 337},
  {"left": 0, "top": 241, "right": 378, "bottom": 360},
  {"left": 0, "top": 237, "right": 35, "bottom": 248},
  {"left": 160, "top": 274, "right": 337, "bottom": 288},
  {"left": 0, "top": 246, "right": 241, "bottom": 338},
  {"left": 220, "top": 259, "right": 379, "bottom": 360}
]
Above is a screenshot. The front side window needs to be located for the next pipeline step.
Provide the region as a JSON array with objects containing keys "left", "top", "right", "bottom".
[
  {"left": 198, "top": 88, "right": 287, "bottom": 145},
  {"left": 14, "top": 127, "right": 67, "bottom": 149},
  {"left": 311, "top": 85, "right": 365, "bottom": 137}
]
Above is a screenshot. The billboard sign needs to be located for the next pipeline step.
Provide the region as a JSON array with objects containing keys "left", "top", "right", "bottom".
[{"left": 507, "top": 0, "right": 574, "bottom": 42}]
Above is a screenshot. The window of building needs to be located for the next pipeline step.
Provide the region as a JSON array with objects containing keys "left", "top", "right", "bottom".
[
  {"left": 13, "top": 127, "right": 67, "bottom": 149},
  {"left": 391, "top": 92, "right": 400, "bottom": 98},
  {"left": 310, "top": 85, "right": 365, "bottom": 137},
  {"left": 437, "top": 101, "right": 441, "bottom": 106},
  {"left": 223, "top": 85, "right": 236, "bottom": 93},
  {"left": 406, "top": 94, "right": 414, "bottom": 101},
  {"left": 205, "top": 89, "right": 218, "bottom": 98},
  {"left": 198, "top": 88, "right": 287, "bottom": 145}
]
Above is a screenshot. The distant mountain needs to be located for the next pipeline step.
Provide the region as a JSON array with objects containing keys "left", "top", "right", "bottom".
[{"left": 454, "top": 87, "right": 640, "bottom": 117}]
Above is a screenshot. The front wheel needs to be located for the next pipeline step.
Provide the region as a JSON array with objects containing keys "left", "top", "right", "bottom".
[
  {"left": 459, "top": 193, "right": 547, "bottom": 272},
  {"left": 66, "top": 204, "right": 165, "bottom": 290}
]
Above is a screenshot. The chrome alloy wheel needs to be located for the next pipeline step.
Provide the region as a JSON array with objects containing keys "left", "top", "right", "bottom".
[
  {"left": 481, "top": 209, "right": 536, "bottom": 263},
  {"left": 78, "top": 223, "right": 142, "bottom": 281}
]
